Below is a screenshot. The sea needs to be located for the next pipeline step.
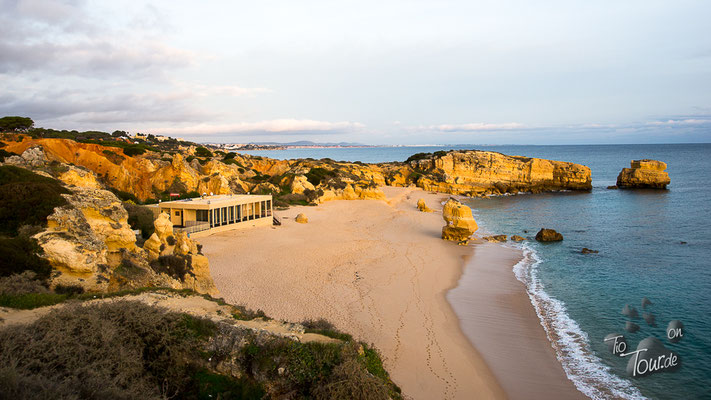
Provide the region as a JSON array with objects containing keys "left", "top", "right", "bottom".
[{"left": 239, "top": 144, "right": 711, "bottom": 399}]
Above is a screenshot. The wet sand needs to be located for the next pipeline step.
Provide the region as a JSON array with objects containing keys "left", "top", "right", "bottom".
[
  {"left": 201, "top": 186, "right": 582, "bottom": 399},
  {"left": 448, "top": 243, "right": 586, "bottom": 399}
]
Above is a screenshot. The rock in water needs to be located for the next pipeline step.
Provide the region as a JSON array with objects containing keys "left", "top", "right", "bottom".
[
  {"left": 510, "top": 235, "right": 526, "bottom": 242},
  {"left": 295, "top": 213, "right": 308, "bottom": 223},
  {"left": 641, "top": 297, "right": 652, "bottom": 308},
  {"left": 535, "top": 228, "right": 563, "bottom": 242},
  {"left": 581, "top": 247, "right": 599, "bottom": 254},
  {"left": 616, "top": 159, "right": 671, "bottom": 189},
  {"left": 416, "top": 198, "right": 433, "bottom": 212}
]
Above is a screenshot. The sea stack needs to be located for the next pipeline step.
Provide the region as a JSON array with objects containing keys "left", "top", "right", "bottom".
[{"left": 616, "top": 159, "right": 670, "bottom": 189}]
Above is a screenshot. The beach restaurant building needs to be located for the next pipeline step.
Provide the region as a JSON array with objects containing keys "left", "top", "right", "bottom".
[{"left": 158, "top": 194, "right": 273, "bottom": 237}]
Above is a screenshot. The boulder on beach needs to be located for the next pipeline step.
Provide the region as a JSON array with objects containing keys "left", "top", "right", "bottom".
[
  {"left": 416, "top": 198, "right": 433, "bottom": 212},
  {"left": 295, "top": 213, "right": 308, "bottom": 224},
  {"left": 442, "top": 199, "right": 478, "bottom": 232},
  {"left": 442, "top": 226, "right": 472, "bottom": 243},
  {"left": 535, "top": 228, "right": 563, "bottom": 242},
  {"left": 616, "top": 159, "right": 670, "bottom": 189},
  {"left": 482, "top": 235, "right": 507, "bottom": 243}
]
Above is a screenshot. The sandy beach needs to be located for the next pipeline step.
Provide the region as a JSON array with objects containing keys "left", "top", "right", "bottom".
[{"left": 201, "top": 186, "right": 582, "bottom": 399}]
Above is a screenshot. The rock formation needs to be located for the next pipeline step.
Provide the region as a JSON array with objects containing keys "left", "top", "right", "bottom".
[
  {"left": 535, "top": 228, "right": 563, "bottom": 242},
  {"left": 616, "top": 159, "right": 670, "bottom": 189},
  {"left": 295, "top": 213, "right": 308, "bottom": 223},
  {"left": 3, "top": 138, "right": 593, "bottom": 204},
  {"left": 391, "top": 150, "right": 592, "bottom": 196},
  {"left": 441, "top": 199, "right": 478, "bottom": 242},
  {"left": 416, "top": 198, "right": 433, "bottom": 212},
  {"left": 510, "top": 235, "right": 526, "bottom": 242},
  {"left": 482, "top": 235, "right": 507, "bottom": 242}
]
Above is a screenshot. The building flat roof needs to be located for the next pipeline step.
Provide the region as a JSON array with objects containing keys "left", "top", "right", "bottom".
[{"left": 159, "top": 194, "right": 272, "bottom": 208}]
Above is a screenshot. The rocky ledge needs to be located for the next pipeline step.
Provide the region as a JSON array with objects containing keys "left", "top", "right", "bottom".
[{"left": 616, "top": 159, "right": 670, "bottom": 189}]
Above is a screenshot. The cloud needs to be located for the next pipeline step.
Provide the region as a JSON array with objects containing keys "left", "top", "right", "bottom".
[
  {"left": 645, "top": 118, "right": 711, "bottom": 127},
  {"left": 0, "top": 89, "right": 212, "bottom": 125},
  {"left": 0, "top": 0, "right": 193, "bottom": 77},
  {"left": 147, "top": 119, "right": 366, "bottom": 136},
  {"left": 432, "top": 122, "right": 526, "bottom": 132}
]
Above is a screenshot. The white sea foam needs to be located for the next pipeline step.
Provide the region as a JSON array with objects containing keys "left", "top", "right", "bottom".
[{"left": 512, "top": 243, "right": 648, "bottom": 400}]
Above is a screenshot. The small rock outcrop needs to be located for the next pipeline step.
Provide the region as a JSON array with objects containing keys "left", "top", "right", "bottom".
[
  {"left": 482, "top": 235, "right": 507, "bottom": 242},
  {"left": 441, "top": 199, "right": 478, "bottom": 242},
  {"left": 295, "top": 213, "right": 308, "bottom": 223},
  {"left": 510, "top": 235, "right": 526, "bottom": 242},
  {"left": 535, "top": 228, "right": 563, "bottom": 242},
  {"left": 442, "top": 227, "right": 472, "bottom": 243},
  {"left": 416, "top": 198, "right": 433, "bottom": 212},
  {"left": 616, "top": 159, "right": 670, "bottom": 189},
  {"left": 581, "top": 247, "right": 599, "bottom": 254}
]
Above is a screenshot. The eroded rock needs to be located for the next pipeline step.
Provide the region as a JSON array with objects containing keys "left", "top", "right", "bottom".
[{"left": 616, "top": 159, "right": 670, "bottom": 189}]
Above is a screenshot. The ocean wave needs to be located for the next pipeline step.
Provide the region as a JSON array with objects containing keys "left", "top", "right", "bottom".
[{"left": 512, "top": 243, "right": 647, "bottom": 400}]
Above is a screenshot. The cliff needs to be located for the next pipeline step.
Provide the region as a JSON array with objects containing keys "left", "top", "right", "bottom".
[
  {"left": 2, "top": 138, "right": 592, "bottom": 205},
  {"left": 386, "top": 150, "right": 592, "bottom": 196},
  {"left": 616, "top": 159, "right": 670, "bottom": 189}
]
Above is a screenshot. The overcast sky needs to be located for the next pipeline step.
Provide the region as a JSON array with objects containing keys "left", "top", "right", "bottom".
[{"left": 1, "top": 0, "right": 710, "bottom": 144}]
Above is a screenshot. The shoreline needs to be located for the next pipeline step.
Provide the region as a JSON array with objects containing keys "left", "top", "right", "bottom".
[
  {"left": 201, "top": 187, "right": 578, "bottom": 399},
  {"left": 448, "top": 243, "right": 586, "bottom": 399}
]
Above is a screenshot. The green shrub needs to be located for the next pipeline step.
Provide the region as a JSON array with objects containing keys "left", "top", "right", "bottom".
[
  {"left": 0, "top": 271, "right": 49, "bottom": 296},
  {"left": 302, "top": 318, "right": 353, "bottom": 341},
  {"left": 123, "top": 202, "right": 155, "bottom": 239},
  {"left": 0, "top": 292, "right": 68, "bottom": 309},
  {"left": 305, "top": 167, "right": 336, "bottom": 186},
  {"left": 405, "top": 152, "right": 431, "bottom": 163},
  {"left": 54, "top": 284, "right": 85, "bottom": 296},
  {"left": 123, "top": 145, "right": 146, "bottom": 156},
  {"left": 195, "top": 146, "right": 213, "bottom": 158},
  {"left": 102, "top": 149, "right": 125, "bottom": 164},
  {"left": 0, "top": 148, "right": 17, "bottom": 162},
  {"left": 0, "top": 236, "right": 52, "bottom": 280},
  {"left": 150, "top": 255, "right": 193, "bottom": 280},
  {"left": 0, "top": 301, "right": 221, "bottom": 399},
  {"left": 0, "top": 165, "right": 70, "bottom": 236}
]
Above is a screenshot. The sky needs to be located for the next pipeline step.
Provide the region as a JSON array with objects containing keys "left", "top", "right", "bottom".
[{"left": 1, "top": 0, "right": 710, "bottom": 145}]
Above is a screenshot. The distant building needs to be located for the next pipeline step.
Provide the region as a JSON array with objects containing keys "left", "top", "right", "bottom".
[
  {"left": 158, "top": 194, "right": 273, "bottom": 237},
  {"left": 133, "top": 133, "right": 147, "bottom": 140}
]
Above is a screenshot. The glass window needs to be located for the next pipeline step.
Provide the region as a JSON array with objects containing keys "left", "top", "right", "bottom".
[{"left": 196, "top": 210, "right": 209, "bottom": 222}]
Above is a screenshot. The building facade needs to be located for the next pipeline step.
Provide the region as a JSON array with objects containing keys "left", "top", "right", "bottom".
[{"left": 158, "top": 194, "right": 273, "bottom": 237}]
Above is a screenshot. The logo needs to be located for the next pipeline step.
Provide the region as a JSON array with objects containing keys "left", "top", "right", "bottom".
[{"left": 604, "top": 298, "right": 684, "bottom": 378}]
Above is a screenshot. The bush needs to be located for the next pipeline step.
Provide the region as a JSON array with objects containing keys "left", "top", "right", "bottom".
[
  {"left": 123, "top": 145, "right": 146, "bottom": 156},
  {"left": 302, "top": 318, "right": 353, "bottom": 341},
  {"left": 195, "top": 146, "right": 213, "bottom": 158},
  {"left": 0, "top": 148, "right": 17, "bottom": 162},
  {"left": 0, "top": 165, "right": 70, "bottom": 236},
  {"left": 54, "top": 284, "right": 85, "bottom": 296},
  {"left": 0, "top": 116, "right": 33, "bottom": 132},
  {"left": 123, "top": 202, "right": 155, "bottom": 239},
  {"left": 305, "top": 167, "right": 336, "bottom": 186},
  {"left": 0, "top": 271, "right": 48, "bottom": 296},
  {"left": 405, "top": 152, "right": 431, "bottom": 163},
  {"left": 0, "top": 236, "right": 52, "bottom": 280},
  {"left": 0, "top": 301, "right": 221, "bottom": 399},
  {"left": 150, "top": 255, "right": 193, "bottom": 280}
]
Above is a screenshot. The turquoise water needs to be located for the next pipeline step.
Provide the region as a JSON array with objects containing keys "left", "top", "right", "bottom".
[{"left": 240, "top": 144, "right": 711, "bottom": 399}]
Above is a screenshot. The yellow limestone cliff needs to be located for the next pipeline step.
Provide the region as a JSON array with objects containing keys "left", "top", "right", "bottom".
[{"left": 3, "top": 138, "right": 592, "bottom": 203}]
